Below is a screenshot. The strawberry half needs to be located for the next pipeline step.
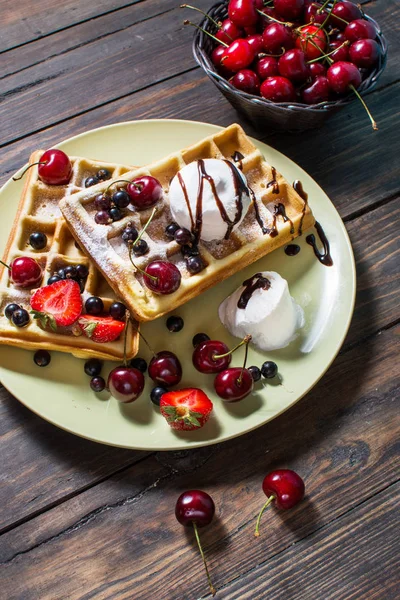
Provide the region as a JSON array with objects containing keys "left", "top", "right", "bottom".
[
  {"left": 160, "top": 388, "right": 213, "bottom": 431},
  {"left": 30, "top": 279, "right": 82, "bottom": 329},
  {"left": 78, "top": 315, "right": 125, "bottom": 343}
]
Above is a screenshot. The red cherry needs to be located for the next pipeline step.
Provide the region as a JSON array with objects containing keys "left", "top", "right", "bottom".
[
  {"left": 148, "top": 351, "right": 182, "bottom": 387},
  {"left": 332, "top": 31, "right": 347, "bottom": 43},
  {"left": 304, "top": 2, "right": 326, "bottom": 25},
  {"left": 255, "top": 56, "right": 279, "bottom": 80},
  {"left": 216, "top": 19, "right": 244, "bottom": 44},
  {"left": 262, "top": 23, "right": 294, "bottom": 54},
  {"left": 246, "top": 33, "right": 264, "bottom": 54},
  {"left": 349, "top": 38, "right": 381, "bottom": 68},
  {"left": 302, "top": 75, "right": 330, "bottom": 103},
  {"left": 308, "top": 62, "right": 326, "bottom": 78},
  {"left": 143, "top": 261, "right": 181, "bottom": 295},
  {"left": 295, "top": 24, "right": 326, "bottom": 60},
  {"left": 244, "top": 25, "right": 258, "bottom": 36},
  {"left": 127, "top": 176, "right": 163, "bottom": 210},
  {"left": 329, "top": 40, "right": 350, "bottom": 62},
  {"left": 327, "top": 60, "right": 361, "bottom": 94},
  {"left": 107, "top": 366, "right": 145, "bottom": 403},
  {"left": 258, "top": 6, "right": 280, "bottom": 26},
  {"left": 214, "top": 367, "right": 254, "bottom": 401},
  {"left": 222, "top": 38, "right": 255, "bottom": 71},
  {"left": 10, "top": 257, "right": 42, "bottom": 288},
  {"left": 254, "top": 469, "right": 305, "bottom": 536},
  {"left": 278, "top": 49, "right": 309, "bottom": 82},
  {"left": 231, "top": 69, "right": 260, "bottom": 94},
  {"left": 211, "top": 45, "right": 226, "bottom": 66},
  {"left": 274, "top": 0, "right": 305, "bottom": 20},
  {"left": 345, "top": 18, "right": 377, "bottom": 42},
  {"left": 192, "top": 340, "right": 231, "bottom": 374},
  {"left": 38, "top": 149, "right": 72, "bottom": 185},
  {"left": 260, "top": 76, "right": 296, "bottom": 101},
  {"left": 330, "top": 0, "right": 362, "bottom": 30},
  {"left": 228, "top": 0, "right": 260, "bottom": 27}
]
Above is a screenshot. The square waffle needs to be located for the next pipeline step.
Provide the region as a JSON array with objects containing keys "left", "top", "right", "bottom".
[
  {"left": 0, "top": 151, "right": 139, "bottom": 360},
  {"left": 60, "top": 124, "right": 315, "bottom": 322}
]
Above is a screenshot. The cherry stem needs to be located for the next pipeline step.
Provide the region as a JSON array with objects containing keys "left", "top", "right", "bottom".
[
  {"left": 0, "top": 259, "right": 11, "bottom": 271},
  {"left": 180, "top": 4, "right": 222, "bottom": 34},
  {"left": 133, "top": 206, "right": 157, "bottom": 247},
  {"left": 183, "top": 19, "right": 228, "bottom": 47},
  {"left": 258, "top": 48, "right": 285, "bottom": 58},
  {"left": 130, "top": 320, "right": 156, "bottom": 357},
  {"left": 128, "top": 246, "right": 158, "bottom": 282},
  {"left": 104, "top": 179, "right": 131, "bottom": 195},
  {"left": 213, "top": 334, "right": 252, "bottom": 360},
  {"left": 350, "top": 85, "right": 378, "bottom": 131},
  {"left": 256, "top": 8, "right": 293, "bottom": 27},
  {"left": 122, "top": 310, "right": 130, "bottom": 367},
  {"left": 193, "top": 522, "right": 216, "bottom": 597},
  {"left": 12, "top": 161, "right": 47, "bottom": 181},
  {"left": 254, "top": 495, "right": 275, "bottom": 537},
  {"left": 307, "top": 40, "right": 349, "bottom": 63},
  {"left": 237, "top": 335, "right": 251, "bottom": 386}
]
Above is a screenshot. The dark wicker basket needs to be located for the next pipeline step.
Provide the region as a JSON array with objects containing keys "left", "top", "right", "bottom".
[{"left": 192, "top": 1, "right": 388, "bottom": 132}]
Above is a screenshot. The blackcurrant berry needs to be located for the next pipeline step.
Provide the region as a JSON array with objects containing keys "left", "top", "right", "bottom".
[
  {"left": 165, "top": 222, "right": 180, "bottom": 239},
  {"left": 174, "top": 228, "right": 193, "bottom": 245},
  {"left": 248, "top": 365, "right": 261, "bottom": 382},
  {"left": 150, "top": 386, "right": 167, "bottom": 406},
  {"left": 29, "top": 232, "right": 47, "bottom": 250},
  {"left": 64, "top": 265, "right": 77, "bottom": 279},
  {"left": 90, "top": 376, "right": 106, "bottom": 392},
  {"left": 192, "top": 332, "right": 210, "bottom": 348},
  {"left": 85, "top": 175, "right": 99, "bottom": 188},
  {"left": 132, "top": 239, "right": 149, "bottom": 256},
  {"left": 34, "top": 350, "right": 51, "bottom": 367},
  {"left": 75, "top": 264, "right": 89, "bottom": 279},
  {"left": 57, "top": 268, "right": 66, "bottom": 279},
  {"left": 84, "top": 358, "right": 103, "bottom": 377},
  {"left": 122, "top": 226, "right": 138, "bottom": 244},
  {"left": 261, "top": 361, "right": 278, "bottom": 379},
  {"left": 12, "top": 308, "right": 30, "bottom": 327},
  {"left": 109, "top": 207, "right": 123, "bottom": 221},
  {"left": 94, "top": 194, "right": 111, "bottom": 211},
  {"left": 166, "top": 315, "right": 184, "bottom": 332},
  {"left": 47, "top": 275, "right": 61, "bottom": 285},
  {"left": 96, "top": 169, "right": 111, "bottom": 181},
  {"left": 109, "top": 301, "right": 126, "bottom": 321},
  {"left": 112, "top": 190, "right": 130, "bottom": 208},
  {"left": 5, "top": 303, "right": 20, "bottom": 320},
  {"left": 85, "top": 296, "right": 104, "bottom": 315},
  {"left": 186, "top": 255, "right": 204, "bottom": 274},
  {"left": 95, "top": 210, "right": 111, "bottom": 225},
  {"left": 129, "top": 357, "right": 147, "bottom": 373}
]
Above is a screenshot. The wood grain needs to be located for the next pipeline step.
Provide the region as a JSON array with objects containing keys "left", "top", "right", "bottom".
[{"left": 1, "top": 326, "right": 398, "bottom": 598}]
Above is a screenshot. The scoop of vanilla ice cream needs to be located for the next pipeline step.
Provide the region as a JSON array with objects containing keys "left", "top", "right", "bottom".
[
  {"left": 169, "top": 158, "right": 251, "bottom": 242},
  {"left": 218, "top": 271, "right": 304, "bottom": 351}
]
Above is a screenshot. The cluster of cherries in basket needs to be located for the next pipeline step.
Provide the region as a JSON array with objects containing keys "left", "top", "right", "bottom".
[
  {"left": 184, "top": 0, "right": 381, "bottom": 126},
  {"left": 81, "top": 316, "right": 280, "bottom": 431}
]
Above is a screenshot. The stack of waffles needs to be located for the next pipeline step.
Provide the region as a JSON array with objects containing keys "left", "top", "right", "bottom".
[{"left": 0, "top": 152, "right": 139, "bottom": 360}]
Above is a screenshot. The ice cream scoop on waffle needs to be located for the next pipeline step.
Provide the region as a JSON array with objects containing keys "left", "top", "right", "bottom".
[
  {"left": 60, "top": 124, "right": 315, "bottom": 322},
  {"left": 0, "top": 151, "right": 139, "bottom": 360}
]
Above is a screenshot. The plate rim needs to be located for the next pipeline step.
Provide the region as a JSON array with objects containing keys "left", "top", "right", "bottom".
[{"left": 0, "top": 118, "right": 356, "bottom": 450}]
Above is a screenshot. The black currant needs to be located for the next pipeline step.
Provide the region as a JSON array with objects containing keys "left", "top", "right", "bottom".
[
  {"left": 132, "top": 239, "right": 149, "bottom": 256},
  {"left": 166, "top": 315, "right": 184, "bottom": 332},
  {"left": 85, "top": 296, "right": 104, "bottom": 315},
  {"left": 34, "top": 350, "right": 51, "bottom": 367},
  {"left": 165, "top": 222, "right": 180, "bottom": 239},
  {"left": 85, "top": 175, "right": 99, "bottom": 188},
  {"left": 12, "top": 308, "right": 30, "bottom": 327},
  {"left": 109, "top": 302, "right": 126, "bottom": 321},
  {"left": 112, "top": 190, "right": 130, "bottom": 208},
  {"left": 90, "top": 376, "right": 106, "bottom": 392},
  {"left": 29, "top": 232, "right": 47, "bottom": 250},
  {"left": 109, "top": 207, "right": 123, "bottom": 221},
  {"left": 248, "top": 366, "right": 261, "bottom": 382},
  {"left": 5, "top": 303, "right": 20, "bottom": 320},
  {"left": 84, "top": 358, "right": 103, "bottom": 377},
  {"left": 261, "top": 361, "right": 278, "bottom": 379},
  {"left": 150, "top": 386, "right": 167, "bottom": 406},
  {"left": 192, "top": 332, "right": 210, "bottom": 347},
  {"left": 129, "top": 357, "right": 147, "bottom": 373}
]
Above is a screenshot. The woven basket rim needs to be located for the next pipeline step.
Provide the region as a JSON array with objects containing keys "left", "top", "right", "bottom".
[{"left": 192, "top": 0, "right": 388, "bottom": 113}]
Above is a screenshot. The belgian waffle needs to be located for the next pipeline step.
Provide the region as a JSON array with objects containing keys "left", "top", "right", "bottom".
[
  {"left": 0, "top": 151, "right": 139, "bottom": 360},
  {"left": 60, "top": 124, "right": 315, "bottom": 322}
]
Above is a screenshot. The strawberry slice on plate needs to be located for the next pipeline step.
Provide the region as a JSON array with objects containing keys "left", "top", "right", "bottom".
[
  {"left": 30, "top": 279, "right": 82, "bottom": 329},
  {"left": 78, "top": 315, "right": 125, "bottom": 343},
  {"left": 160, "top": 388, "right": 213, "bottom": 430}
]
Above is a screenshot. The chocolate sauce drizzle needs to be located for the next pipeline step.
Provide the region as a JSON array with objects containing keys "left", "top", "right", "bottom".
[
  {"left": 178, "top": 159, "right": 248, "bottom": 243},
  {"left": 267, "top": 167, "right": 279, "bottom": 194},
  {"left": 250, "top": 188, "right": 270, "bottom": 235},
  {"left": 272, "top": 203, "right": 294, "bottom": 235},
  {"left": 293, "top": 180, "right": 309, "bottom": 236},
  {"left": 238, "top": 273, "right": 271, "bottom": 309},
  {"left": 306, "top": 221, "right": 333, "bottom": 267},
  {"left": 285, "top": 244, "right": 301, "bottom": 256},
  {"left": 232, "top": 151, "right": 244, "bottom": 171}
]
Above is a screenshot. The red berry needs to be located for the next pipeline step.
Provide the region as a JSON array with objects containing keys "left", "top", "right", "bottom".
[
  {"left": 214, "top": 367, "right": 254, "bottom": 401},
  {"left": 308, "top": 62, "right": 326, "bottom": 78},
  {"left": 246, "top": 33, "right": 264, "bottom": 54},
  {"left": 278, "top": 49, "right": 309, "bottom": 82},
  {"left": 38, "top": 149, "right": 72, "bottom": 185},
  {"left": 216, "top": 19, "right": 244, "bottom": 44},
  {"left": 327, "top": 60, "right": 361, "bottom": 94},
  {"left": 108, "top": 366, "right": 144, "bottom": 403},
  {"left": 304, "top": 2, "right": 327, "bottom": 25},
  {"left": 175, "top": 489, "right": 215, "bottom": 526},
  {"left": 274, "top": 0, "right": 305, "bottom": 20},
  {"left": 192, "top": 340, "right": 231, "bottom": 374},
  {"left": 255, "top": 56, "right": 279, "bottom": 80},
  {"left": 30, "top": 279, "right": 82, "bottom": 327},
  {"left": 127, "top": 176, "right": 163, "bottom": 210},
  {"left": 78, "top": 315, "right": 125, "bottom": 343},
  {"left": 330, "top": 0, "right": 362, "bottom": 30},
  {"left": 143, "top": 261, "right": 181, "bottom": 295},
  {"left": 222, "top": 38, "right": 255, "bottom": 72},
  {"left": 211, "top": 45, "right": 226, "bottom": 66},
  {"left": 295, "top": 24, "right": 326, "bottom": 60},
  {"left": 262, "top": 23, "right": 294, "bottom": 54},
  {"left": 231, "top": 69, "right": 260, "bottom": 94},
  {"left": 345, "top": 19, "right": 377, "bottom": 42},
  {"left": 228, "top": 0, "right": 259, "bottom": 27},
  {"left": 149, "top": 351, "right": 182, "bottom": 387},
  {"left": 262, "top": 469, "right": 305, "bottom": 509},
  {"left": 160, "top": 388, "right": 213, "bottom": 430},
  {"left": 302, "top": 75, "right": 330, "bottom": 103},
  {"left": 260, "top": 76, "right": 296, "bottom": 101},
  {"left": 349, "top": 38, "right": 381, "bottom": 68},
  {"left": 10, "top": 256, "right": 42, "bottom": 288},
  {"left": 329, "top": 40, "right": 350, "bottom": 62}
]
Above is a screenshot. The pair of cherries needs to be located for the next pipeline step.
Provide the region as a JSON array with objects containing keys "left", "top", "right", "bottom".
[{"left": 177, "top": 469, "right": 305, "bottom": 596}]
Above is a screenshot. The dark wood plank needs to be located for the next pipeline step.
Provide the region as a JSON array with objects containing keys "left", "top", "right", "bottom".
[
  {"left": 220, "top": 483, "right": 400, "bottom": 599},
  {"left": 1, "top": 1, "right": 142, "bottom": 52},
  {"left": 1, "top": 325, "right": 398, "bottom": 598}
]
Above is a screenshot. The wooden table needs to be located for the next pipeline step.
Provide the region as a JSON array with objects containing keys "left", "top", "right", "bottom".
[{"left": 1, "top": 1, "right": 399, "bottom": 598}]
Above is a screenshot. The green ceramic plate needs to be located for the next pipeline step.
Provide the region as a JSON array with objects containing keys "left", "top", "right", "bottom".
[{"left": 0, "top": 120, "right": 356, "bottom": 450}]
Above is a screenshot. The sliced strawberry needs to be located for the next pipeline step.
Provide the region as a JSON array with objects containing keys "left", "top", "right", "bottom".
[
  {"left": 160, "top": 388, "right": 213, "bottom": 431},
  {"left": 30, "top": 279, "right": 82, "bottom": 328},
  {"left": 78, "top": 315, "right": 125, "bottom": 343}
]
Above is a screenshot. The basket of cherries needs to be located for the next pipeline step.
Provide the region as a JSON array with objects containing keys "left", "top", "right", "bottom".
[{"left": 184, "top": 0, "right": 387, "bottom": 131}]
